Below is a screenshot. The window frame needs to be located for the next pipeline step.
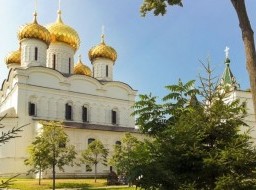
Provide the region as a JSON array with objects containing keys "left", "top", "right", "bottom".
[
  {"left": 65, "top": 103, "right": 72, "bottom": 120},
  {"left": 28, "top": 102, "right": 36, "bottom": 116},
  {"left": 112, "top": 110, "right": 117, "bottom": 125},
  {"left": 82, "top": 106, "right": 88, "bottom": 122}
]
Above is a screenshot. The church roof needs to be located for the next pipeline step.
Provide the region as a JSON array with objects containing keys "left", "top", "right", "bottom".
[
  {"left": 219, "top": 47, "right": 239, "bottom": 90},
  {"left": 88, "top": 34, "right": 117, "bottom": 62},
  {"left": 18, "top": 12, "right": 51, "bottom": 45},
  {"left": 73, "top": 56, "right": 92, "bottom": 76},
  {"left": 220, "top": 58, "right": 239, "bottom": 90},
  {"left": 64, "top": 122, "right": 139, "bottom": 133},
  {"left": 47, "top": 10, "right": 80, "bottom": 51}
]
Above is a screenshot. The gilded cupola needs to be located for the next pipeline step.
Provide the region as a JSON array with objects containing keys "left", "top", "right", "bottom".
[
  {"left": 47, "top": 10, "right": 80, "bottom": 51},
  {"left": 5, "top": 49, "right": 21, "bottom": 65},
  {"left": 18, "top": 12, "right": 51, "bottom": 45},
  {"left": 88, "top": 34, "right": 117, "bottom": 63},
  {"left": 74, "top": 55, "right": 92, "bottom": 77}
]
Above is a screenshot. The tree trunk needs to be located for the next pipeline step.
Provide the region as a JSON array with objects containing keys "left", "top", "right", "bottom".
[
  {"left": 39, "top": 167, "right": 41, "bottom": 185},
  {"left": 94, "top": 163, "right": 97, "bottom": 183},
  {"left": 53, "top": 163, "right": 56, "bottom": 190},
  {"left": 231, "top": 0, "right": 256, "bottom": 120}
]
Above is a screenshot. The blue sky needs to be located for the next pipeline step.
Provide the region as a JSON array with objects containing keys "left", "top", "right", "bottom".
[{"left": 0, "top": 0, "right": 256, "bottom": 99}]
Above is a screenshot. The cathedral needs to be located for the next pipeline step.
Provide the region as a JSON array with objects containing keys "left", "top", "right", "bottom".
[{"left": 0, "top": 7, "right": 139, "bottom": 178}]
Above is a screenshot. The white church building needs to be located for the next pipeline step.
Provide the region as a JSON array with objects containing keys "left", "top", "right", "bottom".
[
  {"left": 219, "top": 48, "right": 256, "bottom": 138},
  {"left": 0, "top": 8, "right": 139, "bottom": 177}
]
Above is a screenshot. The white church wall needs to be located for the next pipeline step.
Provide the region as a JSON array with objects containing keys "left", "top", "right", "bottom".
[
  {"left": 0, "top": 118, "right": 35, "bottom": 176},
  {"left": 224, "top": 90, "right": 256, "bottom": 141},
  {"left": 0, "top": 82, "right": 18, "bottom": 114},
  {"left": 13, "top": 69, "right": 136, "bottom": 127}
]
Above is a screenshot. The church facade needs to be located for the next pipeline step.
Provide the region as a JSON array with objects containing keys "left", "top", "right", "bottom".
[{"left": 0, "top": 8, "right": 139, "bottom": 177}]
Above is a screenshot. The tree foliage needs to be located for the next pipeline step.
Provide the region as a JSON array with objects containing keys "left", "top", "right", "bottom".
[
  {"left": 110, "top": 133, "right": 150, "bottom": 185},
  {"left": 80, "top": 139, "right": 108, "bottom": 183},
  {"left": 0, "top": 114, "right": 25, "bottom": 145},
  {"left": 140, "top": 0, "right": 256, "bottom": 123},
  {"left": 119, "top": 63, "right": 256, "bottom": 189},
  {"left": 25, "top": 121, "right": 76, "bottom": 189}
]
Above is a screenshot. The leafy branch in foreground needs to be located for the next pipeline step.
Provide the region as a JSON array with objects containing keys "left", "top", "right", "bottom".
[
  {"left": 0, "top": 114, "right": 27, "bottom": 145},
  {"left": 0, "top": 174, "right": 20, "bottom": 188},
  {"left": 0, "top": 114, "right": 28, "bottom": 188}
]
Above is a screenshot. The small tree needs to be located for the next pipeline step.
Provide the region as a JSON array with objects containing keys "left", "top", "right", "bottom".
[
  {"left": 25, "top": 121, "right": 76, "bottom": 190},
  {"left": 24, "top": 138, "right": 51, "bottom": 185},
  {"left": 81, "top": 140, "right": 108, "bottom": 183},
  {"left": 110, "top": 133, "right": 149, "bottom": 186}
]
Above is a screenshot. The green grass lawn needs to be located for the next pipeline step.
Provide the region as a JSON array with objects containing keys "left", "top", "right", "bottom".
[{"left": 0, "top": 178, "right": 136, "bottom": 190}]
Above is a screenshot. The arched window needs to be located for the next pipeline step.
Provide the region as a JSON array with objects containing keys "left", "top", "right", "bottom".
[
  {"left": 65, "top": 103, "right": 72, "bottom": 120},
  {"left": 35, "top": 47, "right": 38, "bottom": 61},
  {"left": 112, "top": 110, "right": 117, "bottom": 124},
  {"left": 82, "top": 106, "right": 88, "bottom": 122},
  {"left": 106, "top": 65, "right": 109, "bottom": 77},
  {"left": 28, "top": 102, "right": 36, "bottom": 116},
  {"left": 88, "top": 138, "right": 95, "bottom": 145},
  {"left": 53, "top": 54, "right": 56, "bottom": 70}
]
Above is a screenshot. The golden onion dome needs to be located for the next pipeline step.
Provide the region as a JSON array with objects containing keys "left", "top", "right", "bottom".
[
  {"left": 18, "top": 12, "right": 51, "bottom": 45},
  {"left": 88, "top": 34, "right": 117, "bottom": 63},
  {"left": 74, "top": 55, "right": 92, "bottom": 77},
  {"left": 5, "top": 49, "right": 21, "bottom": 65},
  {"left": 47, "top": 10, "right": 80, "bottom": 51}
]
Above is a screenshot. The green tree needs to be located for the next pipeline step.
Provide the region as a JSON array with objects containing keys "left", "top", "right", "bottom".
[
  {"left": 140, "top": 0, "right": 256, "bottom": 121},
  {"left": 80, "top": 139, "right": 108, "bottom": 183},
  {"left": 24, "top": 137, "right": 51, "bottom": 185},
  {"left": 25, "top": 121, "right": 76, "bottom": 190},
  {"left": 110, "top": 133, "right": 148, "bottom": 185},
  {"left": 128, "top": 63, "right": 256, "bottom": 189}
]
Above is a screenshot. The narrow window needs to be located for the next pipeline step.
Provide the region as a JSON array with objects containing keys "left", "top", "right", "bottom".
[
  {"left": 112, "top": 110, "right": 117, "bottom": 124},
  {"left": 88, "top": 138, "right": 95, "bottom": 145},
  {"left": 69, "top": 58, "right": 71, "bottom": 74},
  {"left": 82, "top": 106, "right": 88, "bottom": 122},
  {"left": 35, "top": 47, "right": 38, "bottom": 61},
  {"left": 106, "top": 65, "right": 108, "bottom": 77},
  {"left": 65, "top": 103, "right": 72, "bottom": 120},
  {"left": 28, "top": 102, "right": 36, "bottom": 116},
  {"left": 53, "top": 54, "right": 56, "bottom": 70}
]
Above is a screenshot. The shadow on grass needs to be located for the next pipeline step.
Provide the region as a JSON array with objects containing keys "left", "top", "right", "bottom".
[{"left": 55, "top": 182, "right": 90, "bottom": 189}]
